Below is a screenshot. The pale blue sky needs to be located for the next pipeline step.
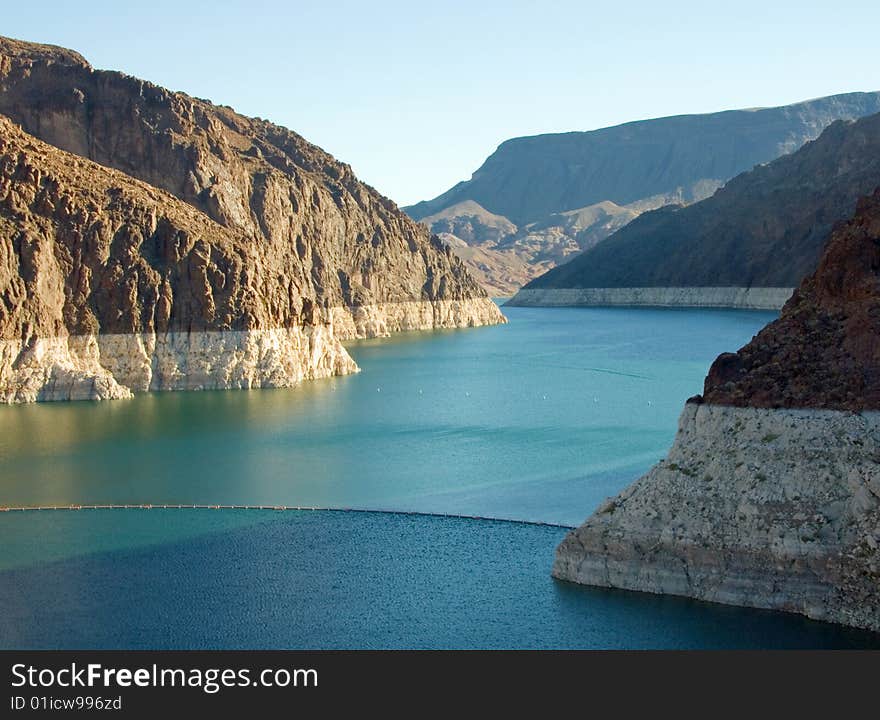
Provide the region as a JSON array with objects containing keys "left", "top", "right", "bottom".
[{"left": 3, "top": 1, "right": 879, "bottom": 206}]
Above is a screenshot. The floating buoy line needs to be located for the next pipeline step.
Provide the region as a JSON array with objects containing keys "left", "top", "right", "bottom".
[{"left": 0, "top": 503, "right": 575, "bottom": 529}]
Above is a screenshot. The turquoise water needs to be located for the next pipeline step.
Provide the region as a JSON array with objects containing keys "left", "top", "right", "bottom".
[
  {"left": 0, "top": 306, "right": 773, "bottom": 525},
  {"left": 4, "top": 305, "right": 876, "bottom": 648}
]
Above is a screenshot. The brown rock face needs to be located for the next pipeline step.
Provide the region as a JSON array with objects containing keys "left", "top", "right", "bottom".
[
  {"left": 0, "top": 36, "right": 502, "bottom": 330},
  {"left": 700, "top": 189, "right": 880, "bottom": 411},
  {"left": 1, "top": 114, "right": 280, "bottom": 338},
  {"left": 0, "top": 37, "right": 504, "bottom": 401},
  {"left": 0, "top": 115, "right": 360, "bottom": 401}
]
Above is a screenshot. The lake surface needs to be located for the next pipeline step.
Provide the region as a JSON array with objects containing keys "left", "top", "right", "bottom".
[
  {"left": 2, "top": 305, "right": 878, "bottom": 648},
  {"left": 2, "top": 509, "right": 876, "bottom": 650},
  {"left": 0, "top": 306, "right": 775, "bottom": 524}
]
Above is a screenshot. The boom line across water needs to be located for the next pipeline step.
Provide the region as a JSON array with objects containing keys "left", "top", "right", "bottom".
[{"left": 0, "top": 503, "right": 576, "bottom": 529}]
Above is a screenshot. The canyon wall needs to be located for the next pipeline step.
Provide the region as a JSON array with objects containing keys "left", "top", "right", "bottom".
[
  {"left": 522, "top": 111, "right": 880, "bottom": 305},
  {"left": 408, "top": 92, "right": 880, "bottom": 295},
  {"left": 0, "top": 38, "right": 504, "bottom": 402},
  {"left": 553, "top": 190, "right": 880, "bottom": 631}
]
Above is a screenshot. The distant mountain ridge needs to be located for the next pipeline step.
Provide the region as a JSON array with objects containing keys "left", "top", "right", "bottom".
[
  {"left": 410, "top": 93, "right": 880, "bottom": 224},
  {"left": 406, "top": 92, "right": 880, "bottom": 294},
  {"left": 513, "top": 110, "right": 880, "bottom": 302}
]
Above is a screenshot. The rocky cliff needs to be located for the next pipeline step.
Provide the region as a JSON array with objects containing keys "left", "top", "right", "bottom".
[
  {"left": 553, "top": 191, "right": 880, "bottom": 631},
  {"left": 517, "top": 111, "right": 880, "bottom": 306},
  {"left": 408, "top": 93, "right": 880, "bottom": 294},
  {"left": 0, "top": 37, "right": 504, "bottom": 402}
]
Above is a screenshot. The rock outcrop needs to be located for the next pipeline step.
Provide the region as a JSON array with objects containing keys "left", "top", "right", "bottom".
[
  {"left": 553, "top": 190, "right": 880, "bottom": 632},
  {"left": 517, "top": 111, "right": 880, "bottom": 306},
  {"left": 0, "top": 37, "right": 504, "bottom": 402},
  {"left": 408, "top": 93, "right": 880, "bottom": 294},
  {"left": 0, "top": 115, "right": 357, "bottom": 402}
]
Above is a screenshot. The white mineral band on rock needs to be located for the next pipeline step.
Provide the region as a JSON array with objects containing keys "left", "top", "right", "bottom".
[
  {"left": 0, "top": 326, "right": 356, "bottom": 403},
  {"left": 553, "top": 403, "right": 880, "bottom": 631},
  {"left": 507, "top": 287, "right": 795, "bottom": 310},
  {"left": 330, "top": 297, "right": 506, "bottom": 339},
  {"left": 0, "top": 298, "right": 505, "bottom": 403}
]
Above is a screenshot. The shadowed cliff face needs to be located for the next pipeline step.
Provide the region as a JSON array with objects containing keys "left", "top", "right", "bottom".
[
  {"left": 0, "top": 36, "right": 502, "bottom": 327},
  {"left": 700, "top": 189, "right": 880, "bottom": 411},
  {"left": 525, "top": 112, "right": 880, "bottom": 291}
]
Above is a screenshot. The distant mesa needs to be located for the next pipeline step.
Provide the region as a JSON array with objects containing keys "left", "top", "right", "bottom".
[{"left": 407, "top": 93, "right": 880, "bottom": 296}]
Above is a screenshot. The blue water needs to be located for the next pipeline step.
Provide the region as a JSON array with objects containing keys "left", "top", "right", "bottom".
[
  {"left": 3, "top": 305, "right": 877, "bottom": 648},
  {"left": 1, "top": 510, "right": 877, "bottom": 650}
]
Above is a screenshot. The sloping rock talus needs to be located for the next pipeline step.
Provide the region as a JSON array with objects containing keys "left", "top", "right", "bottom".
[
  {"left": 0, "top": 38, "right": 504, "bottom": 402},
  {"left": 553, "top": 190, "right": 880, "bottom": 631}
]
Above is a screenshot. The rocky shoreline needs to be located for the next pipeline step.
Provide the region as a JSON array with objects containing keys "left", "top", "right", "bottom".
[
  {"left": 553, "top": 190, "right": 880, "bottom": 632},
  {"left": 330, "top": 298, "right": 505, "bottom": 340},
  {"left": 553, "top": 403, "right": 880, "bottom": 632},
  {"left": 0, "top": 326, "right": 354, "bottom": 403},
  {"left": 507, "top": 287, "right": 794, "bottom": 310},
  {"left": 0, "top": 296, "right": 502, "bottom": 403}
]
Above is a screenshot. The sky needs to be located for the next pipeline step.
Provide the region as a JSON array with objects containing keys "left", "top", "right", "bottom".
[{"left": 3, "top": 1, "right": 879, "bottom": 206}]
